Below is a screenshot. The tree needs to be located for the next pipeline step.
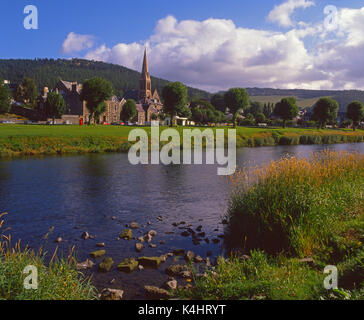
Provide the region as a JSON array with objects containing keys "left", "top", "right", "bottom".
[
  {"left": 263, "top": 103, "right": 274, "bottom": 118},
  {"left": 13, "top": 77, "right": 38, "bottom": 107},
  {"left": 255, "top": 113, "right": 266, "bottom": 124},
  {"left": 162, "top": 82, "right": 188, "bottom": 127},
  {"left": 211, "top": 94, "right": 226, "bottom": 112},
  {"left": 224, "top": 88, "right": 250, "bottom": 128},
  {"left": 274, "top": 97, "right": 299, "bottom": 128},
  {"left": 248, "top": 101, "right": 263, "bottom": 118},
  {"left": 0, "top": 82, "right": 12, "bottom": 114},
  {"left": 81, "top": 77, "right": 114, "bottom": 124},
  {"left": 120, "top": 99, "right": 137, "bottom": 123},
  {"left": 179, "top": 106, "right": 192, "bottom": 119},
  {"left": 311, "top": 97, "right": 339, "bottom": 129},
  {"left": 346, "top": 101, "right": 364, "bottom": 131},
  {"left": 45, "top": 92, "right": 66, "bottom": 122}
]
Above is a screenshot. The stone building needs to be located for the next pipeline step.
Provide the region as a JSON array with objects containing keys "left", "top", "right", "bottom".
[
  {"left": 38, "top": 80, "right": 126, "bottom": 124},
  {"left": 135, "top": 49, "right": 163, "bottom": 125}
]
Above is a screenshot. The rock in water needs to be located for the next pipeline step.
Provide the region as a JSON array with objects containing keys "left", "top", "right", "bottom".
[
  {"left": 164, "top": 278, "right": 178, "bottom": 291},
  {"left": 90, "top": 250, "right": 106, "bottom": 258},
  {"left": 144, "top": 286, "right": 171, "bottom": 299},
  {"left": 76, "top": 259, "right": 95, "bottom": 270},
  {"left": 185, "top": 251, "right": 195, "bottom": 263},
  {"left": 99, "top": 288, "right": 123, "bottom": 300},
  {"left": 165, "top": 264, "right": 185, "bottom": 276},
  {"left": 130, "top": 222, "right": 139, "bottom": 229},
  {"left": 98, "top": 257, "right": 114, "bottom": 272},
  {"left": 194, "top": 255, "right": 204, "bottom": 263},
  {"left": 135, "top": 243, "right": 144, "bottom": 252},
  {"left": 120, "top": 229, "right": 132, "bottom": 240},
  {"left": 148, "top": 230, "right": 158, "bottom": 237},
  {"left": 137, "top": 257, "right": 161, "bottom": 269},
  {"left": 96, "top": 243, "right": 105, "bottom": 247},
  {"left": 117, "top": 258, "right": 139, "bottom": 273},
  {"left": 82, "top": 232, "right": 90, "bottom": 240},
  {"left": 55, "top": 237, "right": 62, "bottom": 243}
]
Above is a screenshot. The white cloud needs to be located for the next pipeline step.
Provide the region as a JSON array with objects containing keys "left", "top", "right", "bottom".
[
  {"left": 267, "top": 0, "right": 315, "bottom": 27},
  {"left": 62, "top": 32, "right": 95, "bottom": 55},
  {"left": 80, "top": 5, "right": 364, "bottom": 92}
]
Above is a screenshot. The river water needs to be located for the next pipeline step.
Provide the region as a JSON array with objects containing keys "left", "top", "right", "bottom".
[{"left": 0, "top": 143, "right": 363, "bottom": 299}]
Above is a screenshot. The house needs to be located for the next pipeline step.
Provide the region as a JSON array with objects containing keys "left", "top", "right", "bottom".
[{"left": 38, "top": 80, "right": 126, "bottom": 124}]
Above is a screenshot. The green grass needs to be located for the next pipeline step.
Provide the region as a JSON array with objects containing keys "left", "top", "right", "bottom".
[
  {"left": 180, "top": 151, "right": 364, "bottom": 300},
  {"left": 0, "top": 124, "right": 363, "bottom": 158},
  {"left": 0, "top": 214, "right": 96, "bottom": 300}
]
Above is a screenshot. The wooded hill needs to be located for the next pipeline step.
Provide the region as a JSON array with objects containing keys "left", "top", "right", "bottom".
[
  {"left": 0, "top": 58, "right": 211, "bottom": 101},
  {"left": 1, "top": 58, "right": 363, "bottom": 111}
]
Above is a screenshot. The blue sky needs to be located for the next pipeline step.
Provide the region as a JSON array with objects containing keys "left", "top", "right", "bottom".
[{"left": 1, "top": 1, "right": 364, "bottom": 91}]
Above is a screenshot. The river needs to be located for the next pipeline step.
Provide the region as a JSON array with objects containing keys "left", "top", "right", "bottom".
[{"left": 0, "top": 143, "right": 363, "bottom": 299}]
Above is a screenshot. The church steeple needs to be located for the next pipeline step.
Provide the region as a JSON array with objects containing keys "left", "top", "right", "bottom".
[
  {"left": 139, "top": 48, "right": 152, "bottom": 102},
  {"left": 142, "top": 48, "right": 149, "bottom": 75}
]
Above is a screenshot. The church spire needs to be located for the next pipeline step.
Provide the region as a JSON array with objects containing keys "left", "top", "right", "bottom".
[
  {"left": 142, "top": 48, "right": 149, "bottom": 76},
  {"left": 138, "top": 48, "right": 152, "bottom": 102}
]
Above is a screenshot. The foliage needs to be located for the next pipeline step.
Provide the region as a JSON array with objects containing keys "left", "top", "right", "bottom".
[
  {"left": 80, "top": 77, "right": 114, "bottom": 123},
  {"left": 211, "top": 94, "right": 226, "bottom": 112},
  {"left": 120, "top": 99, "right": 137, "bottom": 122},
  {"left": 0, "top": 82, "right": 12, "bottom": 114},
  {"left": 162, "top": 82, "right": 188, "bottom": 127},
  {"left": 255, "top": 113, "right": 266, "bottom": 124},
  {"left": 224, "top": 88, "right": 250, "bottom": 128},
  {"left": 0, "top": 58, "right": 210, "bottom": 101},
  {"left": 274, "top": 97, "right": 299, "bottom": 128},
  {"left": 45, "top": 92, "right": 66, "bottom": 120},
  {"left": 347, "top": 101, "right": 364, "bottom": 131},
  {"left": 179, "top": 106, "right": 192, "bottom": 119},
  {"left": 247, "top": 101, "right": 263, "bottom": 117},
  {"left": 180, "top": 151, "right": 364, "bottom": 300},
  {"left": 13, "top": 78, "right": 38, "bottom": 107},
  {"left": 311, "top": 97, "right": 339, "bottom": 129}
]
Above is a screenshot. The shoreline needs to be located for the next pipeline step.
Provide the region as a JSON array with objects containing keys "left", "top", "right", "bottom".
[{"left": 1, "top": 125, "right": 364, "bottom": 159}]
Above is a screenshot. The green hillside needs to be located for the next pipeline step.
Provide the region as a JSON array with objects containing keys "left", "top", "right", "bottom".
[
  {"left": 0, "top": 58, "right": 211, "bottom": 101},
  {"left": 1, "top": 58, "right": 364, "bottom": 111}
]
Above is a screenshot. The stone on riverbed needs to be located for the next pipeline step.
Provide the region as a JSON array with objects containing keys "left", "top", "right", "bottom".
[
  {"left": 135, "top": 243, "right": 144, "bottom": 252},
  {"left": 129, "top": 222, "right": 139, "bottom": 229},
  {"left": 137, "top": 257, "right": 161, "bottom": 269},
  {"left": 98, "top": 257, "right": 114, "bottom": 272},
  {"left": 117, "top": 258, "right": 139, "bottom": 273},
  {"left": 99, "top": 288, "right": 124, "bottom": 300},
  {"left": 76, "top": 259, "right": 95, "bottom": 270},
  {"left": 90, "top": 250, "right": 106, "bottom": 258},
  {"left": 165, "top": 264, "right": 185, "bottom": 276},
  {"left": 185, "top": 251, "right": 195, "bottom": 263},
  {"left": 163, "top": 278, "right": 178, "bottom": 291},
  {"left": 173, "top": 249, "right": 185, "bottom": 256},
  {"left": 194, "top": 255, "right": 204, "bottom": 263},
  {"left": 144, "top": 286, "right": 171, "bottom": 299},
  {"left": 120, "top": 229, "right": 132, "bottom": 240},
  {"left": 82, "top": 232, "right": 90, "bottom": 240},
  {"left": 96, "top": 243, "right": 105, "bottom": 247},
  {"left": 148, "top": 230, "right": 158, "bottom": 237},
  {"left": 55, "top": 237, "right": 62, "bottom": 243}
]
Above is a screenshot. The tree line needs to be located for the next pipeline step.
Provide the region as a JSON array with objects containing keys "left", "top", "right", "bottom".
[{"left": 1, "top": 76, "right": 363, "bottom": 130}]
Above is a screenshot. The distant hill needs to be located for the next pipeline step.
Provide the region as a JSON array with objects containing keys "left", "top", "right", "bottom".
[
  {"left": 0, "top": 58, "right": 211, "bottom": 101},
  {"left": 245, "top": 88, "right": 364, "bottom": 112},
  {"left": 1, "top": 59, "right": 364, "bottom": 111}
]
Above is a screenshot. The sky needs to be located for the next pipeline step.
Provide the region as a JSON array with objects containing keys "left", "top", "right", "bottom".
[{"left": 1, "top": 0, "right": 364, "bottom": 92}]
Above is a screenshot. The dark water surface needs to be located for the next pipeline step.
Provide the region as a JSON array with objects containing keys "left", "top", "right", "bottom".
[{"left": 1, "top": 143, "right": 363, "bottom": 299}]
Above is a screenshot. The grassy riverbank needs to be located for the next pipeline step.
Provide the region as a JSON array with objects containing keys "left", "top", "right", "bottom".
[
  {"left": 0, "top": 213, "right": 96, "bottom": 300},
  {"left": 180, "top": 151, "right": 364, "bottom": 300},
  {"left": 0, "top": 124, "right": 363, "bottom": 157}
]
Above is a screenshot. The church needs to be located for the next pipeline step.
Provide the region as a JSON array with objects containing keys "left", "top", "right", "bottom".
[{"left": 135, "top": 49, "right": 163, "bottom": 125}]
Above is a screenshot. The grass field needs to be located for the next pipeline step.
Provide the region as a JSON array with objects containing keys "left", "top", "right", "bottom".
[{"left": 0, "top": 124, "right": 363, "bottom": 157}]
